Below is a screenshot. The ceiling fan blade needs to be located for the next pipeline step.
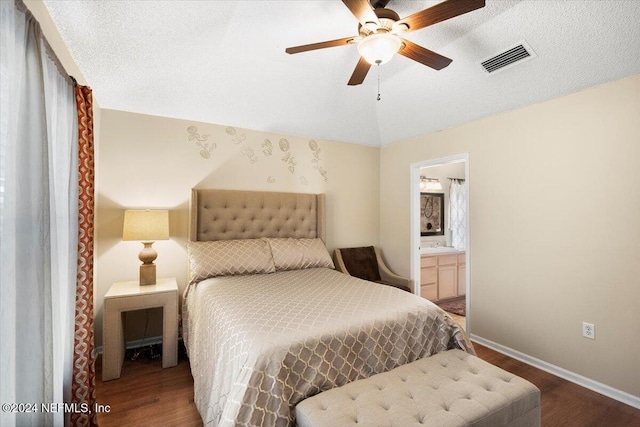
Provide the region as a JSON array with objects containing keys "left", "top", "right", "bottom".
[
  {"left": 342, "top": 0, "right": 380, "bottom": 26},
  {"left": 348, "top": 56, "right": 371, "bottom": 86},
  {"left": 398, "top": 39, "right": 452, "bottom": 70},
  {"left": 286, "top": 36, "right": 355, "bottom": 54},
  {"left": 398, "top": 0, "right": 485, "bottom": 33}
]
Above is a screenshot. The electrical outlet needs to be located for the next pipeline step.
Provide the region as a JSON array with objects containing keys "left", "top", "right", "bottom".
[{"left": 582, "top": 322, "right": 595, "bottom": 339}]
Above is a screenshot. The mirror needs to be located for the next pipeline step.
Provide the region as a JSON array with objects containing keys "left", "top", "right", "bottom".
[{"left": 420, "top": 192, "right": 444, "bottom": 236}]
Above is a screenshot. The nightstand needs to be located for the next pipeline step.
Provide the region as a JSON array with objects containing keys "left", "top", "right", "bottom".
[{"left": 102, "top": 277, "right": 179, "bottom": 381}]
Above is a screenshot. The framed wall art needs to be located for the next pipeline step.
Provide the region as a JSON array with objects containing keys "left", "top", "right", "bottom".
[{"left": 420, "top": 192, "right": 444, "bottom": 236}]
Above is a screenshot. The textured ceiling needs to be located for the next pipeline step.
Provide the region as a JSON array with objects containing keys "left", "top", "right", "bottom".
[{"left": 44, "top": 0, "right": 640, "bottom": 146}]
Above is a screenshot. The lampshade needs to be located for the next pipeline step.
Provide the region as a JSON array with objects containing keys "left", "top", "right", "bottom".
[
  {"left": 357, "top": 33, "right": 402, "bottom": 65},
  {"left": 123, "top": 210, "right": 169, "bottom": 242}
]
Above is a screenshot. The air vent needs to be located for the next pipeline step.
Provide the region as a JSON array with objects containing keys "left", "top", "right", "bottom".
[{"left": 480, "top": 41, "right": 536, "bottom": 75}]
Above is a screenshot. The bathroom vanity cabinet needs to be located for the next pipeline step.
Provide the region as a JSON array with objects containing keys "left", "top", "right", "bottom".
[{"left": 420, "top": 252, "right": 466, "bottom": 302}]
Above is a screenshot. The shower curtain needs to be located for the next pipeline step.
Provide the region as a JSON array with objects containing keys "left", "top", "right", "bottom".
[{"left": 449, "top": 179, "right": 467, "bottom": 250}]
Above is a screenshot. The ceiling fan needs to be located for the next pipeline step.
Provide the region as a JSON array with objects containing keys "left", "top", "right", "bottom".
[{"left": 286, "top": 0, "right": 485, "bottom": 85}]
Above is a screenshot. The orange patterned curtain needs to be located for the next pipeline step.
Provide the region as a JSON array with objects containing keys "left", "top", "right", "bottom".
[{"left": 71, "top": 85, "right": 97, "bottom": 427}]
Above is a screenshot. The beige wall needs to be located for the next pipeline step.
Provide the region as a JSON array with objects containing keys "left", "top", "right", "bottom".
[
  {"left": 94, "top": 110, "right": 380, "bottom": 345},
  {"left": 380, "top": 74, "right": 640, "bottom": 397}
]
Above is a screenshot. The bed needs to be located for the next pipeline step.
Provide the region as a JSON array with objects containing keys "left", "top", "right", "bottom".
[{"left": 183, "top": 189, "right": 473, "bottom": 427}]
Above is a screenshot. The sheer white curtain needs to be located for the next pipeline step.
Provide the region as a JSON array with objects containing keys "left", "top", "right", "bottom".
[
  {"left": 449, "top": 179, "right": 467, "bottom": 250},
  {"left": 1, "top": 2, "right": 78, "bottom": 426}
]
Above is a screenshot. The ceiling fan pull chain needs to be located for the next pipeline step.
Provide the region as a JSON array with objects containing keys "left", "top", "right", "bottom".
[{"left": 377, "top": 63, "right": 381, "bottom": 101}]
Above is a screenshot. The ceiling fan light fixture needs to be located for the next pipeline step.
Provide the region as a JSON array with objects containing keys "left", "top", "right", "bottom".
[
  {"left": 363, "top": 21, "right": 379, "bottom": 32},
  {"left": 357, "top": 32, "right": 401, "bottom": 65}
]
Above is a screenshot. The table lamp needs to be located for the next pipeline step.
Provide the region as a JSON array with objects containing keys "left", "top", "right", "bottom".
[{"left": 122, "top": 209, "right": 169, "bottom": 285}]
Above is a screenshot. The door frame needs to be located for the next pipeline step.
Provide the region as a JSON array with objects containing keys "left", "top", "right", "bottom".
[{"left": 409, "top": 153, "right": 471, "bottom": 331}]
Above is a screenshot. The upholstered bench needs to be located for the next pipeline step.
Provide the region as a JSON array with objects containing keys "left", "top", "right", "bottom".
[{"left": 295, "top": 349, "right": 540, "bottom": 427}]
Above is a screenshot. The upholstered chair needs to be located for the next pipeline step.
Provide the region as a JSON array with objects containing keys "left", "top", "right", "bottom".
[{"left": 333, "top": 246, "right": 414, "bottom": 293}]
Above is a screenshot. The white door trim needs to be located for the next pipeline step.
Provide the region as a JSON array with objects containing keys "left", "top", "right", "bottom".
[{"left": 409, "top": 153, "right": 470, "bottom": 331}]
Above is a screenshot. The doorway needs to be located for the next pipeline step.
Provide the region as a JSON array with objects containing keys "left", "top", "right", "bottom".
[{"left": 410, "top": 154, "right": 470, "bottom": 332}]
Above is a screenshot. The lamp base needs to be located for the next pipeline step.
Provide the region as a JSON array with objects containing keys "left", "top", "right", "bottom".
[
  {"left": 138, "top": 241, "right": 157, "bottom": 286},
  {"left": 139, "top": 264, "right": 157, "bottom": 286}
]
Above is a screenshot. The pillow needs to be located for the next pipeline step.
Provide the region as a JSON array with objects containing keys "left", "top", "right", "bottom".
[
  {"left": 187, "top": 239, "right": 275, "bottom": 283},
  {"left": 266, "top": 238, "right": 334, "bottom": 271}
]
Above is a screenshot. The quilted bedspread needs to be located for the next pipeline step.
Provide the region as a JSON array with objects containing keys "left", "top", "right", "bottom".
[{"left": 184, "top": 268, "right": 473, "bottom": 427}]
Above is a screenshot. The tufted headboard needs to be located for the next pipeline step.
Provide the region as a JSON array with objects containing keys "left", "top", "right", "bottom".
[{"left": 189, "top": 189, "right": 326, "bottom": 243}]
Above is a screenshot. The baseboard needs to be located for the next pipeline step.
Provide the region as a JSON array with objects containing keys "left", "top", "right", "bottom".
[
  {"left": 95, "top": 335, "right": 163, "bottom": 355},
  {"left": 470, "top": 334, "right": 640, "bottom": 410}
]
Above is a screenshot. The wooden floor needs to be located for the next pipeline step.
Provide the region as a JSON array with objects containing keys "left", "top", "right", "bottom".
[
  {"left": 473, "top": 345, "right": 640, "bottom": 427},
  {"left": 96, "top": 348, "right": 202, "bottom": 426},
  {"left": 95, "top": 343, "right": 640, "bottom": 427}
]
